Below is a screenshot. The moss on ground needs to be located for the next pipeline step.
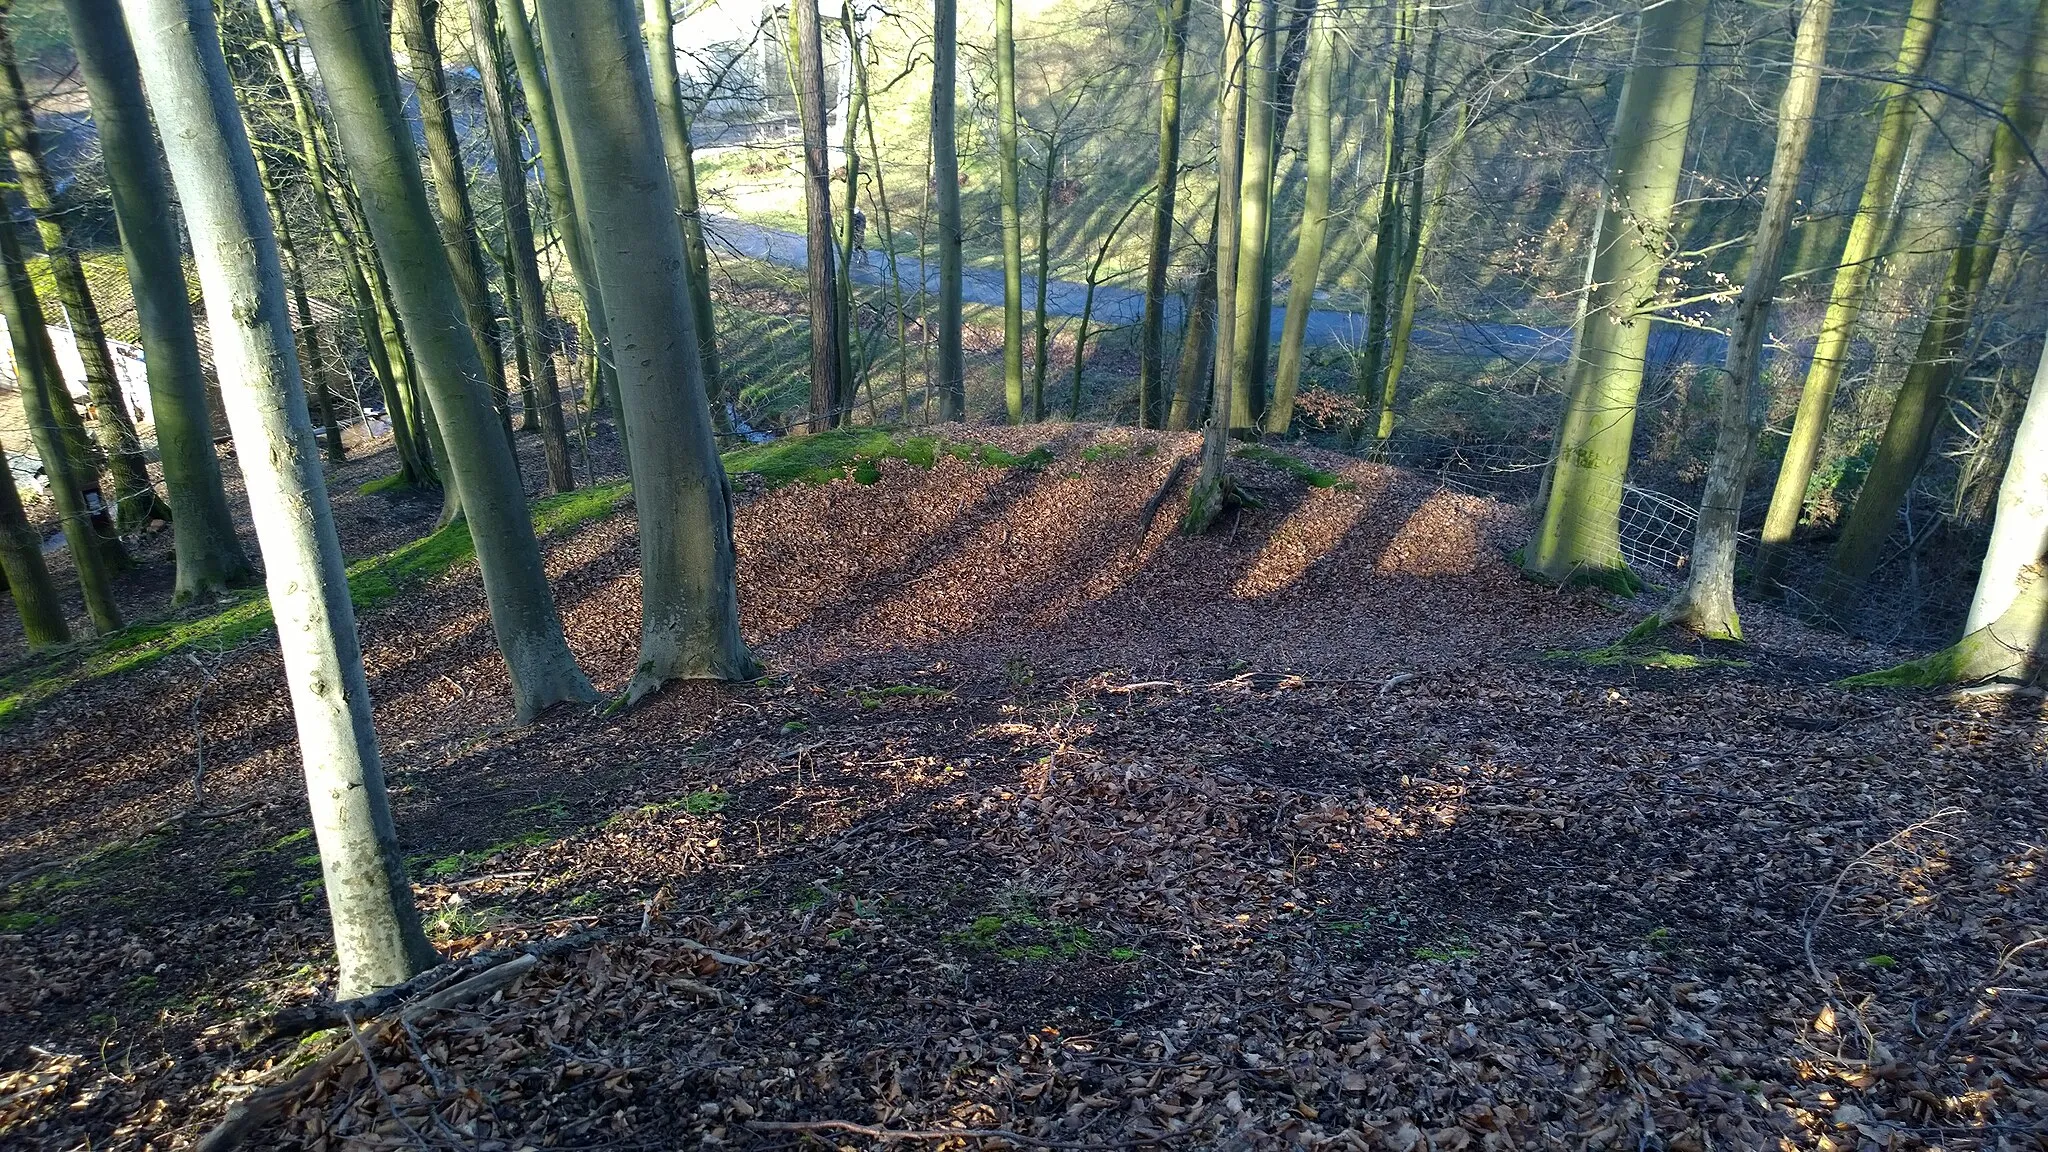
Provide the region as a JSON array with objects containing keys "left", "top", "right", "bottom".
[
  {"left": 722, "top": 428, "right": 1051, "bottom": 489},
  {"left": 1547, "top": 641, "right": 1748, "bottom": 671},
  {"left": 1232, "top": 444, "right": 1353, "bottom": 489},
  {"left": 0, "top": 483, "right": 632, "bottom": 725}
]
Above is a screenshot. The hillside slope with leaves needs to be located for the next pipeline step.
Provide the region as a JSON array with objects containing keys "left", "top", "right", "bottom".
[{"left": 0, "top": 427, "right": 2041, "bottom": 1150}]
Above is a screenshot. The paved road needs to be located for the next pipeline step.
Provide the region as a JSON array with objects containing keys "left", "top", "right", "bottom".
[{"left": 701, "top": 213, "right": 1735, "bottom": 367}]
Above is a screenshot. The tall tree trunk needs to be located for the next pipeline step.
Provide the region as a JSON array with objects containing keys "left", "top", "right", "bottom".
[
  {"left": 0, "top": 423, "right": 65, "bottom": 646},
  {"left": 296, "top": 0, "right": 596, "bottom": 721},
  {"left": 255, "top": 145, "right": 347, "bottom": 466},
  {"left": 790, "top": 0, "right": 845, "bottom": 432},
  {"left": 497, "top": 235, "right": 539, "bottom": 430},
  {"left": 533, "top": 0, "right": 757, "bottom": 701},
  {"left": 503, "top": 0, "right": 616, "bottom": 436},
  {"left": 996, "top": 0, "right": 1023, "bottom": 423},
  {"left": 1069, "top": 185, "right": 1153, "bottom": 420},
  {"left": 1187, "top": 0, "right": 1247, "bottom": 533},
  {"left": 1225, "top": 0, "right": 1276, "bottom": 431},
  {"left": 1820, "top": 0, "right": 2047, "bottom": 619},
  {"left": 1523, "top": 0, "right": 1707, "bottom": 588},
  {"left": 0, "top": 4, "right": 164, "bottom": 531},
  {"left": 1138, "top": 0, "right": 1190, "bottom": 430},
  {"left": 1030, "top": 136, "right": 1057, "bottom": 422},
  {"left": 1265, "top": 8, "right": 1333, "bottom": 436},
  {"left": 2, "top": 220, "right": 121, "bottom": 635},
  {"left": 836, "top": 2, "right": 863, "bottom": 416},
  {"left": 1754, "top": 0, "right": 1942, "bottom": 585},
  {"left": 1967, "top": 325, "right": 2048, "bottom": 637},
  {"left": 642, "top": 0, "right": 722, "bottom": 405},
  {"left": 1241, "top": 0, "right": 1314, "bottom": 418},
  {"left": 59, "top": 0, "right": 251, "bottom": 602},
  {"left": 122, "top": 0, "right": 436, "bottom": 997},
  {"left": 1661, "top": 0, "right": 1834, "bottom": 639},
  {"left": 469, "top": 0, "right": 574, "bottom": 493},
  {"left": 1167, "top": 233, "right": 1217, "bottom": 432},
  {"left": 392, "top": 0, "right": 514, "bottom": 450},
  {"left": 932, "top": 0, "right": 964, "bottom": 420},
  {"left": 252, "top": 0, "right": 429, "bottom": 487},
  {"left": 1357, "top": 0, "right": 1413, "bottom": 431},
  {"left": 852, "top": 38, "right": 907, "bottom": 421},
  {"left": 1374, "top": 15, "right": 1441, "bottom": 442}
]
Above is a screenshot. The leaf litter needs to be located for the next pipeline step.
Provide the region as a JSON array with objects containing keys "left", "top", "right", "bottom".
[{"left": 0, "top": 426, "right": 2042, "bottom": 1150}]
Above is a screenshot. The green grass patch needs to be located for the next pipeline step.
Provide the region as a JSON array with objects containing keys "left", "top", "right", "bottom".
[
  {"left": 722, "top": 428, "right": 1053, "bottom": 489},
  {"left": 0, "top": 483, "right": 631, "bottom": 726},
  {"left": 1232, "top": 444, "right": 1353, "bottom": 490},
  {"left": 945, "top": 903, "right": 1106, "bottom": 963},
  {"left": 1547, "top": 641, "right": 1749, "bottom": 671},
  {"left": 852, "top": 683, "right": 949, "bottom": 708},
  {"left": 414, "top": 830, "right": 555, "bottom": 880}
]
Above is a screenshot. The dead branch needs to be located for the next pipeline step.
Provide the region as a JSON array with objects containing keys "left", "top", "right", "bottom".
[{"left": 1134, "top": 454, "right": 1194, "bottom": 541}]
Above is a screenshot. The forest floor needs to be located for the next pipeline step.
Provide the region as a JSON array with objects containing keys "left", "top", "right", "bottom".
[{"left": 0, "top": 423, "right": 2043, "bottom": 1151}]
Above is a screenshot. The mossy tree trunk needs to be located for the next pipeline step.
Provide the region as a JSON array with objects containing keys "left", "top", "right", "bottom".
[
  {"left": 122, "top": 0, "right": 437, "bottom": 996},
  {"left": 533, "top": 0, "right": 757, "bottom": 701},
  {"left": 297, "top": 0, "right": 596, "bottom": 721},
  {"left": 1376, "top": 102, "right": 1467, "bottom": 441},
  {"left": 1188, "top": 0, "right": 1247, "bottom": 533},
  {"left": 1820, "top": 0, "right": 2048, "bottom": 620},
  {"left": 60, "top": 0, "right": 251, "bottom": 602},
  {"left": 643, "top": 0, "right": 722, "bottom": 406},
  {"left": 1357, "top": 0, "right": 1413, "bottom": 435},
  {"left": 1753, "top": 0, "right": 1941, "bottom": 586},
  {"left": 1225, "top": 0, "right": 1278, "bottom": 431},
  {"left": 1522, "top": 0, "right": 1706, "bottom": 588},
  {"left": 1167, "top": 223, "right": 1217, "bottom": 433},
  {"left": 996, "top": 0, "right": 1023, "bottom": 423},
  {"left": 1138, "top": 0, "right": 1190, "bottom": 430},
  {"left": 392, "top": 0, "right": 514, "bottom": 450},
  {"left": 1265, "top": 8, "right": 1333, "bottom": 436},
  {"left": 1030, "top": 134, "right": 1057, "bottom": 422},
  {"left": 0, "top": 423, "right": 65, "bottom": 646},
  {"left": 932, "top": 0, "right": 964, "bottom": 421},
  {"left": 469, "top": 0, "right": 574, "bottom": 493},
  {"left": 0, "top": 3, "right": 164, "bottom": 532},
  {"left": 1661, "top": 0, "right": 1833, "bottom": 640}
]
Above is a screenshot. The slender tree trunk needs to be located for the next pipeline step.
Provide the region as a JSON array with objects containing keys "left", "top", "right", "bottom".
[
  {"left": 1225, "top": 0, "right": 1276, "bottom": 431},
  {"left": 1138, "top": 0, "right": 1190, "bottom": 430},
  {"left": 1167, "top": 234, "right": 1217, "bottom": 433},
  {"left": 1030, "top": 137, "right": 1057, "bottom": 422},
  {"left": 2, "top": 222, "right": 121, "bottom": 635},
  {"left": 123, "top": 0, "right": 436, "bottom": 997},
  {"left": 252, "top": 0, "right": 428, "bottom": 487},
  {"left": 642, "top": 0, "right": 722, "bottom": 405},
  {"left": 1661, "top": 0, "right": 1833, "bottom": 639},
  {"left": 1523, "top": 0, "right": 1707, "bottom": 588},
  {"left": 790, "top": 0, "right": 845, "bottom": 432},
  {"left": 1187, "top": 0, "right": 1247, "bottom": 532},
  {"left": 0, "top": 423, "right": 65, "bottom": 646},
  {"left": 533, "top": 0, "right": 757, "bottom": 700},
  {"left": 1821, "top": 0, "right": 2047, "bottom": 619},
  {"left": 932, "top": 0, "right": 964, "bottom": 420},
  {"left": 836, "top": 2, "right": 863, "bottom": 416},
  {"left": 1374, "top": 16, "right": 1441, "bottom": 442},
  {"left": 1357, "top": 0, "right": 1413, "bottom": 430},
  {"left": 1967, "top": 324, "right": 2048, "bottom": 637},
  {"left": 392, "top": 0, "right": 514, "bottom": 450},
  {"left": 60, "top": 0, "right": 250, "bottom": 602},
  {"left": 469, "top": 0, "right": 573, "bottom": 492},
  {"left": 1069, "top": 185, "right": 1153, "bottom": 420},
  {"left": 1754, "top": 0, "right": 1942, "bottom": 584},
  {"left": 1242, "top": 0, "right": 1314, "bottom": 416},
  {"left": 0, "top": 4, "right": 163, "bottom": 531},
  {"left": 1265, "top": 9, "right": 1332, "bottom": 436},
  {"left": 297, "top": 0, "right": 596, "bottom": 720},
  {"left": 499, "top": 236, "right": 537, "bottom": 429},
  {"left": 503, "top": 0, "right": 616, "bottom": 438},
  {"left": 995, "top": 0, "right": 1023, "bottom": 423},
  {"left": 852, "top": 39, "right": 907, "bottom": 421},
  {"left": 251, "top": 141, "right": 347, "bottom": 469}
]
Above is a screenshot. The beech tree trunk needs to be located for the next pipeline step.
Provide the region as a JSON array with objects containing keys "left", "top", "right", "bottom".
[
  {"left": 0, "top": 423, "right": 65, "bottom": 647},
  {"left": 1660, "top": 0, "right": 1833, "bottom": 640},
  {"left": 1820, "top": 0, "right": 2048, "bottom": 620},
  {"left": 1030, "top": 136, "right": 1057, "bottom": 422},
  {"left": 1167, "top": 225, "right": 1217, "bottom": 433},
  {"left": 790, "top": 0, "right": 845, "bottom": 432},
  {"left": 1753, "top": 0, "right": 1941, "bottom": 585},
  {"left": 1358, "top": 0, "right": 1413, "bottom": 432},
  {"left": 995, "top": 0, "right": 1024, "bottom": 423},
  {"left": 296, "top": 0, "right": 596, "bottom": 721},
  {"left": 1523, "top": 0, "right": 1707, "bottom": 588},
  {"left": 1186, "top": 0, "right": 1247, "bottom": 533},
  {"left": 60, "top": 0, "right": 251, "bottom": 602},
  {"left": 1224, "top": 0, "right": 1277, "bottom": 432},
  {"left": 121, "top": 0, "right": 437, "bottom": 997},
  {"left": 1968, "top": 322, "right": 2048, "bottom": 636},
  {"left": 0, "top": 3, "right": 165, "bottom": 532},
  {"left": 1138, "top": 0, "right": 1190, "bottom": 430},
  {"left": 1266, "top": 9, "right": 1333, "bottom": 436},
  {"left": 643, "top": 0, "right": 722, "bottom": 403},
  {"left": 469, "top": 0, "right": 574, "bottom": 493},
  {"left": 503, "top": 0, "right": 616, "bottom": 434},
  {"left": 532, "top": 0, "right": 757, "bottom": 701},
  {"left": 932, "top": 0, "right": 964, "bottom": 420},
  {"left": 392, "top": 0, "right": 514, "bottom": 449}
]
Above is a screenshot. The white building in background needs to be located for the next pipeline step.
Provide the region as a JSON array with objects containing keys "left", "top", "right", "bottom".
[
  {"left": 665, "top": 0, "right": 865, "bottom": 148},
  {"left": 0, "top": 310, "right": 153, "bottom": 423}
]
